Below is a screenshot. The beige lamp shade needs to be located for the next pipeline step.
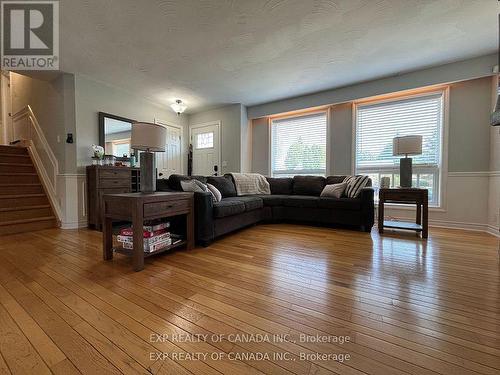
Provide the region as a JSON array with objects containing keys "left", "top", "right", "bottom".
[
  {"left": 131, "top": 122, "right": 166, "bottom": 152},
  {"left": 393, "top": 135, "right": 422, "bottom": 156}
]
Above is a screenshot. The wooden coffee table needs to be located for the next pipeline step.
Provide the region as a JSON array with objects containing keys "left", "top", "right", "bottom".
[
  {"left": 378, "top": 188, "right": 428, "bottom": 238},
  {"left": 102, "top": 192, "right": 194, "bottom": 271}
]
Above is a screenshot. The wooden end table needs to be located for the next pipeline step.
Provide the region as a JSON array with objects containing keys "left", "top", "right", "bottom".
[
  {"left": 378, "top": 188, "right": 428, "bottom": 238},
  {"left": 102, "top": 192, "right": 194, "bottom": 271}
]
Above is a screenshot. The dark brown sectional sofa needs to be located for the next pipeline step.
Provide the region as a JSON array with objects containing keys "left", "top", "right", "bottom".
[{"left": 158, "top": 174, "right": 374, "bottom": 246}]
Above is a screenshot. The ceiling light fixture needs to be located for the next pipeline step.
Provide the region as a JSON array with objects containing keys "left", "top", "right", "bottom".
[{"left": 171, "top": 99, "right": 187, "bottom": 115}]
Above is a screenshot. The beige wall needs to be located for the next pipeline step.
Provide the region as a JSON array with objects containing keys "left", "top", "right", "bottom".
[
  {"left": 488, "top": 76, "right": 500, "bottom": 233},
  {"left": 448, "top": 78, "right": 492, "bottom": 172},
  {"left": 74, "top": 74, "right": 189, "bottom": 173},
  {"left": 11, "top": 72, "right": 77, "bottom": 173},
  {"left": 251, "top": 117, "right": 269, "bottom": 175},
  {"left": 188, "top": 104, "right": 245, "bottom": 174}
]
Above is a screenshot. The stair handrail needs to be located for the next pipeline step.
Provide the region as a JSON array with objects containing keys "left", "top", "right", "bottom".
[
  {"left": 11, "top": 105, "right": 62, "bottom": 222},
  {"left": 11, "top": 105, "right": 59, "bottom": 190}
]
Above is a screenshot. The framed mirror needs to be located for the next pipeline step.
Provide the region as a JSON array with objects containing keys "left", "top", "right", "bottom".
[{"left": 98, "top": 112, "right": 136, "bottom": 158}]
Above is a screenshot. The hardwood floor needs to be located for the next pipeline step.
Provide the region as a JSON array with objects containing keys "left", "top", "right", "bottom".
[{"left": 0, "top": 224, "right": 498, "bottom": 375}]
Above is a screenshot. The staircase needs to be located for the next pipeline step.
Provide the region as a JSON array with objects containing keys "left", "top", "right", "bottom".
[{"left": 0, "top": 145, "right": 58, "bottom": 235}]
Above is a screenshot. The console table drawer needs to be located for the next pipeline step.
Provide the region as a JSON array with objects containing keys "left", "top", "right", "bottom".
[
  {"left": 144, "top": 199, "right": 190, "bottom": 217},
  {"left": 99, "top": 179, "right": 131, "bottom": 188},
  {"left": 99, "top": 169, "right": 131, "bottom": 179}
]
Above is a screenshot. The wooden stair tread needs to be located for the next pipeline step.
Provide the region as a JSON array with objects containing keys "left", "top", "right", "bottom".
[
  {"left": 0, "top": 153, "right": 30, "bottom": 157},
  {"left": 0, "top": 216, "right": 56, "bottom": 226},
  {"left": 0, "top": 183, "right": 41, "bottom": 186},
  {"left": 0, "top": 173, "right": 38, "bottom": 175},
  {"left": 0, "top": 194, "right": 45, "bottom": 199},
  {"left": 0, "top": 147, "right": 28, "bottom": 153},
  {"left": 0, "top": 204, "right": 51, "bottom": 212},
  {"left": 0, "top": 162, "right": 34, "bottom": 166}
]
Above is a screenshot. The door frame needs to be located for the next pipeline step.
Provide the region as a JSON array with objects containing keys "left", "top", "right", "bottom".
[
  {"left": 0, "top": 71, "right": 12, "bottom": 145},
  {"left": 154, "top": 118, "right": 184, "bottom": 175},
  {"left": 189, "top": 120, "right": 221, "bottom": 176}
]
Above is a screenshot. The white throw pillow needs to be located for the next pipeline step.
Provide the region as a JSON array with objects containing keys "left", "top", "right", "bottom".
[
  {"left": 343, "top": 175, "right": 370, "bottom": 198},
  {"left": 320, "top": 183, "right": 347, "bottom": 198},
  {"left": 206, "top": 183, "right": 222, "bottom": 202},
  {"left": 180, "top": 179, "right": 207, "bottom": 193}
]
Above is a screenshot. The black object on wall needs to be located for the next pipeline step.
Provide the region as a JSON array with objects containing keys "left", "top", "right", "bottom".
[{"left": 187, "top": 143, "right": 193, "bottom": 176}]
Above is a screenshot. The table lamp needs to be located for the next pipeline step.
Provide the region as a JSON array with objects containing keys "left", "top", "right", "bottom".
[
  {"left": 131, "top": 122, "right": 166, "bottom": 193},
  {"left": 393, "top": 135, "right": 422, "bottom": 188}
]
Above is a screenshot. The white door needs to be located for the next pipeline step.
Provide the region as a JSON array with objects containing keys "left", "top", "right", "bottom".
[
  {"left": 156, "top": 123, "right": 182, "bottom": 178},
  {"left": 191, "top": 122, "right": 220, "bottom": 176}
]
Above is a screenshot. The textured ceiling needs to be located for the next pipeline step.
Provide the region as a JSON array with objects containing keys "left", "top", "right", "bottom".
[{"left": 60, "top": 0, "right": 498, "bottom": 113}]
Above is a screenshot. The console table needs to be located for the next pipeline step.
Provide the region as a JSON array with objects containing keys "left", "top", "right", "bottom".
[
  {"left": 102, "top": 192, "right": 194, "bottom": 271},
  {"left": 378, "top": 188, "right": 428, "bottom": 238},
  {"left": 87, "top": 165, "right": 141, "bottom": 230}
]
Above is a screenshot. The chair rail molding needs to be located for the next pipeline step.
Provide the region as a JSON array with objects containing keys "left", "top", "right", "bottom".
[{"left": 448, "top": 171, "right": 500, "bottom": 177}]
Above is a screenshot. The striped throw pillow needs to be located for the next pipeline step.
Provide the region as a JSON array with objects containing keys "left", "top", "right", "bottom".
[{"left": 343, "top": 175, "right": 370, "bottom": 198}]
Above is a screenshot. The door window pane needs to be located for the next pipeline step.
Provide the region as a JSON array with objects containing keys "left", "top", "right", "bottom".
[{"left": 196, "top": 132, "right": 214, "bottom": 149}]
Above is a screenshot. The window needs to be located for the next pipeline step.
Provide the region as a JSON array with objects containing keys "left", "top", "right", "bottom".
[
  {"left": 196, "top": 132, "right": 214, "bottom": 149},
  {"left": 112, "top": 140, "right": 131, "bottom": 157},
  {"left": 355, "top": 92, "right": 444, "bottom": 205},
  {"left": 271, "top": 112, "right": 327, "bottom": 177}
]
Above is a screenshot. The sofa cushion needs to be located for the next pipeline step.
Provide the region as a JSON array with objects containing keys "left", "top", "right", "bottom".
[
  {"left": 206, "top": 176, "right": 237, "bottom": 198},
  {"left": 180, "top": 179, "right": 207, "bottom": 193},
  {"left": 326, "top": 175, "right": 347, "bottom": 185},
  {"left": 224, "top": 196, "right": 263, "bottom": 211},
  {"left": 344, "top": 175, "right": 371, "bottom": 198},
  {"left": 282, "top": 195, "right": 320, "bottom": 208},
  {"left": 213, "top": 200, "right": 245, "bottom": 218},
  {"left": 266, "top": 177, "right": 293, "bottom": 195},
  {"left": 318, "top": 197, "right": 362, "bottom": 210},
  {"left": 292, "top": 176, "right": 326, "bottom": 196},
  {"left": 168, "top": 174, "right": 207, "bottom": 191},
  {"left": 320, "top": 182, "right": 347, "bottom": 198},
  {"left": 257, "top": 195, "right": 289, "bottom": 206},
  {"left": 168, "top": 174, "right": 190, "bottom": 191}
]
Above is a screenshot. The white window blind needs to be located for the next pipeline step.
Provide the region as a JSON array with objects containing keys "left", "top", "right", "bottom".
[
  {"left": 271, "top": 112, "right": 327, "bottom": 177},
  {"left": 356, "top": 94, "right": 443, "bottom": 168},
  {"left": 355, "top": 92, "right": 444, "bottom": 204}
]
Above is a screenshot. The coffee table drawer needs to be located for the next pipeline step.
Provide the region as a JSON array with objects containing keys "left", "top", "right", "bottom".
[{"left": 144, "top": 199, "right": 190, "bottom": 217}]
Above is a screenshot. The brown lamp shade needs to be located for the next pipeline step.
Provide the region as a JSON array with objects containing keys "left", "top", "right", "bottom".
[{"left": 131, "top": 122, "right": 166, "bottom": 152}]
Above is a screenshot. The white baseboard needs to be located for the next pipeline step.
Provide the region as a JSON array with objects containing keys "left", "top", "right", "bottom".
[
  {"left": 60, "top": 219, "right": 88, "bottom": 230},
  {"left": 388, "top": 216, "right": 498, "bottom": 237},
  {"left": 486, "top": 225, "right": 500, "bottom": 238}
]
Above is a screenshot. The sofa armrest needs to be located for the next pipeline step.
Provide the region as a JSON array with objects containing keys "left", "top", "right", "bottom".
[
  {"left": 359, "top": 187, "right": 375, "bottom": 229},
  {"left": 194, "top": 191, "right": 215, "bottom": 245}
]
